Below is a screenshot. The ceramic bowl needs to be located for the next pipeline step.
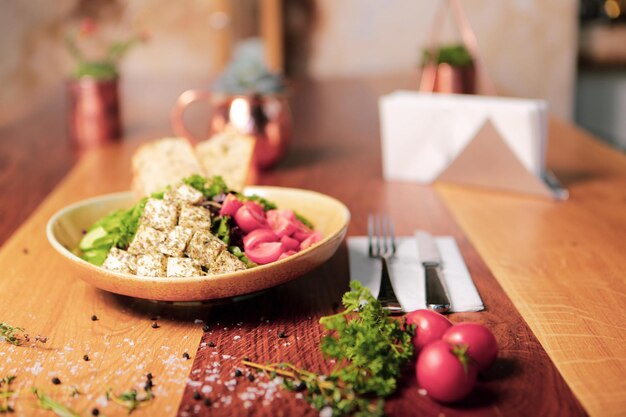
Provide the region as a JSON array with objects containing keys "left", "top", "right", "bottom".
[{"left": 47, "top": 186, "right": 350, "bottom": 301}]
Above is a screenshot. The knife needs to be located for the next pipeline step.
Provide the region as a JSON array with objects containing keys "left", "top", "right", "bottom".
[{"left": 416, "top": 231, "right": 451, "bottom": 314}]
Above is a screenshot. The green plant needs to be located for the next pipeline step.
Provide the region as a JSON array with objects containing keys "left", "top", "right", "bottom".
[
  {"left": 65, "top": 18, "right": 147, "bottom": 80},
  {"left": 213, "top": 55, "right": 285, "bottom": 95},
  {"left": 422, "top": 43, "right": 473, "bottom": 67}
]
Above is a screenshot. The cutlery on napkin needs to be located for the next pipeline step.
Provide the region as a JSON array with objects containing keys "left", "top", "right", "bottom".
[{"left": 347, "top": 233, "right": 484, "bottom": 313}]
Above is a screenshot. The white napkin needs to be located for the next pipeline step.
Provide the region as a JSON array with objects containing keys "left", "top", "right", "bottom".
[
  {"left": 379, "top": 91, "right": 548, "bottom": 183},
  {"left": 347, "top": 235, "right": 484, "bottom": 312}
]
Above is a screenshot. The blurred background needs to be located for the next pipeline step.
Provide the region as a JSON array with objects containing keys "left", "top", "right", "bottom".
[{"left": 0, "top": 0, "right": 625, "bottom": 150}]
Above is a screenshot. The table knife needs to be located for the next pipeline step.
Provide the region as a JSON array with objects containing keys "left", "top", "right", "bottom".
[{"left": 416, "top": 231, "right": 451, "bottom": 314}]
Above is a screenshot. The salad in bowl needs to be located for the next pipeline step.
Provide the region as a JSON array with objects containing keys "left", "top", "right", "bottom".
[{"left": 78, "top": 175, "right": 323, "bottom": 278}]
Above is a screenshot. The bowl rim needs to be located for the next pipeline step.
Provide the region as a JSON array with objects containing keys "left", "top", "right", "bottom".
[{"left": 46, "top": 186, "right": 351, "bottom": 285}]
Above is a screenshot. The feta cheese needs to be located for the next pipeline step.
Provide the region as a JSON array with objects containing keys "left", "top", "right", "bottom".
[
  {"left": 102, "top": 248, "right": 137, "bottom": 274},
  {"left": 141, "top": 198, "right": 178, "bottom": 231},
  {"left": 165, "top": 184, "right": 204, "bottom": 205},
  {"left": 166, "top": 257, "right": 202, "bottom": 277},
  {"left": 178, "top": 205, "right": 212, "bottom": 230},
  {"left": 207, "top": 250, "right": 246, "bottom": 275},
  {"left": 136, "top": 253, "right": 167, "bottom": 277},
  {"left": 127, "top": 225, "right": 165, "bottom": 255},
  {"left": 185, "top": 230, "right": 226, "bottom": 267},
  {"left": 158, "top": 226, "right": 194, "bottom": 257}
]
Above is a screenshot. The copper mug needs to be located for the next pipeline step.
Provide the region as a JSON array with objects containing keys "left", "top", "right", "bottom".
[{"left": 171, "top": 90, "right": 291, "bottom": 170}]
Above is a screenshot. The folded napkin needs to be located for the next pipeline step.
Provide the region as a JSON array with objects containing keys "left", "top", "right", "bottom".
[
  {"left": 379, "top": 91, "right": 548, "bottom": 183},
  {"left": 347, "top": 235, "right": 484, "bottom": 312}
]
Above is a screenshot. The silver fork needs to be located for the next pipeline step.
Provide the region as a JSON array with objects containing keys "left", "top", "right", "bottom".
[{"left": 368, "top": 214, "right": 404, "bottom": 314}]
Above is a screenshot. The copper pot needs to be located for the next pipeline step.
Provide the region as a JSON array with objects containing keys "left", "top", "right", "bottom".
[
  {"left": 431, "top": 63, "right": 476, "bottom": 94},
  {"left": 66, "top": 77, "right": 122, "bottom": 148},
  {"left": 171, "top": 91, "right": 291, "bottom": 170}
]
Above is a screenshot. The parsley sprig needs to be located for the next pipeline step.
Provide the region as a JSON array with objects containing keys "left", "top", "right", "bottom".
[
  {"left": 31, "top": 388, "right": 83, "bottom": 417},
  {"left": 0, "top": 376, "right": 17, "bottom": 413},
  {"left": 106, "top": 375, "right": 155, "bottom": 414},
  {"left": 0, "top": 323, "right": 47, "bottom": 346},
  {"left": 245, "top": 281, "right": 414, "bottom": 417}
]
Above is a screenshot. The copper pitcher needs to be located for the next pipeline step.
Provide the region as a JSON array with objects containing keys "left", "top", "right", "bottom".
[
  {"left": 66, "top": 77, "right": 122, "bottom": 148},
  {"left": 171, "top": 91, "right": 291, "bottom": 170}
]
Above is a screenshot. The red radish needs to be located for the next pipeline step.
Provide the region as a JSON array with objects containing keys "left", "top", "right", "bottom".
[
  {"left": 243, "top": 228, "right": 279, "bottom": 250},
  {"left": 268, "top": 214, "right": 297, "bottom": 237},
  {"left": 300, "top": 231, "right": 323, "bottom": 250},
  {"left": 234, "top": 202, "right": 268, "bottom": 233},
  {"left": 245, "top": 242, "right": 285, "bottom": 264},
  {"left": 267, "top": 209, "right": 296, "bottom": 223},
  {"left": 442, "top": 323, "right": 498, "bottom": 371},
  {"left": 292, "top": 221, "right": 314, "bottom": 241},
  {"left": 405, "top": 309, "right": 453, "bottom": 353},
  {"left": 219, "top": 194, "right": 243, "bottom": 216},
  {"left": 416, "top": 340, "right": 478, "bottom": 403},
  {"left": 278, "top": 250, "right": 297, "bottom": 260},
  {"left": 280, "top": 235, "right": 300, "bottom": 252}
]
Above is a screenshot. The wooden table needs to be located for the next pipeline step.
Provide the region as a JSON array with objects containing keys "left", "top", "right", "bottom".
[{"left": 0, "top": 76, "right": 624, "bottom": 417}]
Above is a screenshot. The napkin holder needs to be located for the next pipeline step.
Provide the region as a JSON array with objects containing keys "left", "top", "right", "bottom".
[
  {"left": 436, "top": 120, "right": 568, "bottom": 199},
  {"left": 379, "top": 92, "right": 568, "bottom": 200}
]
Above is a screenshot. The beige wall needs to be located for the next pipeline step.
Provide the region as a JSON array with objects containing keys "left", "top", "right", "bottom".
[
  {"left": 309, "top": 0, "right": 579, "bottom": 119},
  {"left": 0, "top": 0, "right": 579, "bottom": 125}
]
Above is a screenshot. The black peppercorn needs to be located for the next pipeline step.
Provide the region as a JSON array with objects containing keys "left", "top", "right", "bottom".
[
  {"left": 51, "top": 377, "right": 61, "bottom": 385},
  {"left": 91, "top": 408, "right": 100, "bottom": 416},
  {"left": 203, "top": 398, "right": 212, "bottom": 407},
  {"left": 295, "top": 380, "right": 306, "bottom": 392},
  {"left": 234, "top": 369, "right": 243, "bottom": 377},
  {"left": 247, "top": 373, "right": 255, "bottom": 382},
  {"left": 91, "top": 315, "right": 98, "bottom": 321},
  {"left": 278, "top": 331, "right": 287, "bottom": 338},
  {"left": 183, "top": 352, "right": 190, "bottom": 360},
  {"left": 192, "top": 391, "right": 202, "bottom": 400},
  {"left": 202, "top": 324, "right": 210, "bottom": 332},
  {"left": 151, "top": 322, "right": 159, "bottom": 329},
  {"left": 208, "top": 341, "right": 216, "bottom": 347},
  {"left": 83, "top": 354, "right": 89, "bottom": 361}
]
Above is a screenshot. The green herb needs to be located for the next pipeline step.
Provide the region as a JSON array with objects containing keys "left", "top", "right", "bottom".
[
  {"left": 0, "top": 323, "right": 25, "bottom": 346},
  {"left": 68, "top": 386, "right": 83, "bottom": 398},
  {"left": 32, "top": 388, "right": 83, "bottom": 417},
  {"left": 422, "top": 43, "right": 473, "bottom": 67},
  {"left": 244, "top": 195, "right": 277, "bottom": 211},
  {"left": 79, "top": 198, "right": 147, "bottom": 266},
  {"left": 106, "top": 378, "right": 154, "bottom": 414},
  {"left": 245, "top": 281, "right": 414, "bottom": 417},
  {"left": 228, "top": 246, "right": 257, "bottom": 268},
  {"left": 183, "top": 175, "right": 230, "bottom": 199},
  {"left": 0, "top": 375, "right": 17, "bottom": 413},
  {"left": 295, "top": 213, "right": 314, "bottom": 229},
  {"left": 0, "top": 323, "right": 46, "bottom": 346},
  {"left": 213, "top": 216, "right": 232, "bottom": 245}
]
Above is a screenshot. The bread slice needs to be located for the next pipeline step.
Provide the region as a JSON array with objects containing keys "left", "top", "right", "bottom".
[
  {"left": 132, "top": 137, "right": 203, "bottom": 197},
  {"left": 194, "top": 130, "right": 256, "bottom": 191}
]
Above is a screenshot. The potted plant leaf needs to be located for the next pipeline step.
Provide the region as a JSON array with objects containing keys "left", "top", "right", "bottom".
[{"left": 65, "top": 18, "right": 147, "bottom": 148}]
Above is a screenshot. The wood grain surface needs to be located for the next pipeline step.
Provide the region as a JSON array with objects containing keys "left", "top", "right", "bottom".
[
  {"left": 0, "top": 76, "right": 619, "bottom": 416},
  {"left": 437, "top": 118, "right": 626, "bottom": 417}
]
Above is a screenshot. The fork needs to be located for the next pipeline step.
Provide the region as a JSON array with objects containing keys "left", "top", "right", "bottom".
[{"left": 368, "top": 214, "right": 404, "bottom": 314}]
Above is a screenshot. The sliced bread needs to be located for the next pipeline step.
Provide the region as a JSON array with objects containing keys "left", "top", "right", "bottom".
[
  {"left": 131, "top": 137, "right": 203, "bottom": 197},
  {"left": 194, "top": 130, "right": 256, "bottom": 191}
]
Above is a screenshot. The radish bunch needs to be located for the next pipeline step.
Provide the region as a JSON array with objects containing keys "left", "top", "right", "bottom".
[{"left": 220, "top": 195, "right": 322, "bottom": 265}]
